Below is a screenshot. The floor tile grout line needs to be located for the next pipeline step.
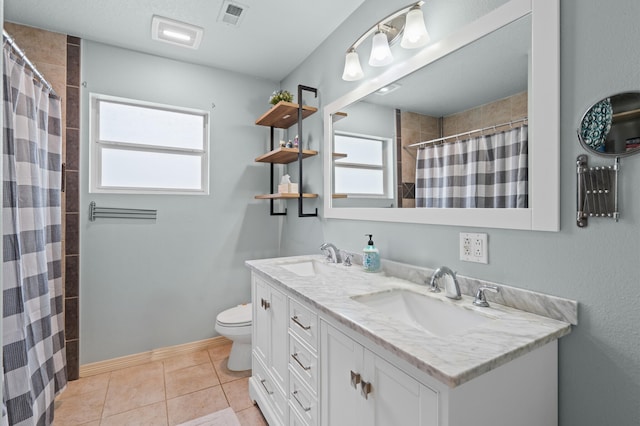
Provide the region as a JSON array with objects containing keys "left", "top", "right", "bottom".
[
  {"left": 163, "top": 359, "right": 170, "bottom": 426},
  {"left": 97, "top": 372, "right": 112, "bottom": 423}
]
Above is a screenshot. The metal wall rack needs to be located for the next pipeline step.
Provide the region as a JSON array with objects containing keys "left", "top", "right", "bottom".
[{"left": 576, "top": 155, "right": 619, "bottom": 227}]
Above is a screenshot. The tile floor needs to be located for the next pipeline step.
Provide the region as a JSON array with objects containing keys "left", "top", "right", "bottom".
[{"left": 54, "top": 342, "right": 267, "bottom": 425}]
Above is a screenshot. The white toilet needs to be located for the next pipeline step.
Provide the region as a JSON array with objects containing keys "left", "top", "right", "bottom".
[{"left": 215, "top": 303, "right": 252, "bottom": 371}]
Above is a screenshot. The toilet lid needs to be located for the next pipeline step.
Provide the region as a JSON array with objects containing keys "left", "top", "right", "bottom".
[{"left": 217, "top": 303, "right": 252, "bottom": 327}]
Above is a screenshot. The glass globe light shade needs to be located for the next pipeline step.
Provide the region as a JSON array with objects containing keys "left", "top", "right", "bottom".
[
  {"left": 342, "top": 49, "right": 364, "bottom": 81},
  {"left": 368, "top": 30, "right": 393, "bottom": 67},
  {"left": 401, "top": 6, "right": 430, "bottom": 49}
]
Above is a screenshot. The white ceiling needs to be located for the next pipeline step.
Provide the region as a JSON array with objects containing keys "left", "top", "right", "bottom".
[{"left": 4, "top": 0, "right": 366, "bottom": 82}]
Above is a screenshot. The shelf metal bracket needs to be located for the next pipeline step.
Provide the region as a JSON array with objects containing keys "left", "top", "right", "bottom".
[{"left": 297, "top": 84, "right": 318, "bottom": 217}]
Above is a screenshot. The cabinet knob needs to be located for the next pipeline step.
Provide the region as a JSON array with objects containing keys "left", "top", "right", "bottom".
[
  {"left": 360, "top": 380, "right": 372, "bottom": 399},
  {"left": 261, "top": 298, "right": 270, "bottom": 309},
  {"left": 350, "top": 370, "right": 361, "bottom": 389}
]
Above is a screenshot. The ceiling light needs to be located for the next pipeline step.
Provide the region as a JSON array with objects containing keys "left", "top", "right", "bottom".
[
  {"left": 374, "top": 83, "right": 402, "bottom": 95},
  {"left": 162, "top": 30, "right": 191, "bottom": 42},
  {"left": 151, "top": 15, "right": 203, "bottom": 49},
  {"left": 401, "top": 5, "right": 430, "bottom": 48},
  {"left": 341, "top": 1, "right": 429, "bottom": 81}
]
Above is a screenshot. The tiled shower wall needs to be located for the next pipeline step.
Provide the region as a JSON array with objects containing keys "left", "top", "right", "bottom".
[
  {"left": 398, "top": 91, "right": 528, "bottom": 207},
  {"left": 4, "top": 23, "right": 81, "bottom": 380}
]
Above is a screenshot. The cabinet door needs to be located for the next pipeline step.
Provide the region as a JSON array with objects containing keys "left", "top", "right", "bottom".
[
  {"left": 363, "top": 350, "right": 439, "bottom": 426},
  {"left": 253, "top": 277, "right": 271, "bottom": 367},
  {"left": 270, "top": 286, "right": 289, "bottom": 394},
  {"left": 320, "top": 322, "right": 364, "bottom": 426}
]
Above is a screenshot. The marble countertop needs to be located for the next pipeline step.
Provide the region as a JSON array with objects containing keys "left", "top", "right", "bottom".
[{"left": 246, "top": 255, "right": 575, "bottom": 388}]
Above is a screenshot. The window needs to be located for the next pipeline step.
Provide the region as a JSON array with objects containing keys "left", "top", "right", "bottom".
[
  {"left": 90, "top": 94, "right": 209, "bottom": 194},
  {"left": 333, "top": 132, "right": 393, "bottom": 197}
]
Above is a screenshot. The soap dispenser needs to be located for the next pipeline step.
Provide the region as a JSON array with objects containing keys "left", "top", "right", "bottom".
[{"left": 363, "top": 234, "right": 381, "bottom": 273}]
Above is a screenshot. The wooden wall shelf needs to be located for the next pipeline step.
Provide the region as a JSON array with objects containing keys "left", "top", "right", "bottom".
[
  {"left": 255, "top": 147, "right": 318, "bottom": 164},
  {"left": 332, "top": 111, "right": 348, "bottom": 122},
  {"left": 255, "top": 193, "right": 319, "bottom": 200},
  {"left": 255, "top": 101, "right": 317, "bottom": 129}
]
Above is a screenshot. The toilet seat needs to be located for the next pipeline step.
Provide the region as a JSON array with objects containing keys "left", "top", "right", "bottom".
[{"left": 216, "top": 303, "right": 252, "bottom": 327}]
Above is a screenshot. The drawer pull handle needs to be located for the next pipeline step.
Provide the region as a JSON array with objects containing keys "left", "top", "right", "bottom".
[
  {"left": 350, "top": 370, "right": 361, "bottom": 389},
  {"left": 292, "top": 390, "right": 312, "bottom": 412},
  {"left": 259, "top": 378, "right": 273, "bottom": 395},
  {"left": 291, "top": 315, "right": 311, "bottom": 330},
  {"left": 360, "top": 380, "right": 372, "bottom": 399},
  {"left": 261, "top": 298, "right": 270, "bottom": 310},
  {"left": 291, "top": 353, "right": 311, "bottom": 371}
]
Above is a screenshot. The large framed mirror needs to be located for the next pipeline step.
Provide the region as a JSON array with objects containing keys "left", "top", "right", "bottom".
[{"left": 323, "top": 0, "right": 559, "bottom": 231}]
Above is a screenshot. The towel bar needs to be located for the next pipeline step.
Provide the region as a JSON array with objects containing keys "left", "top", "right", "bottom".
[{"left": 89, "top": 201, "right": 157, "bottom": 222}]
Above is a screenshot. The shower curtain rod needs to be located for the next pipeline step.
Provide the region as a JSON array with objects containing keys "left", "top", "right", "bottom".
[
  {"left": 407, "top": 117, "right": 528, "bottom": 149},
  {"left": 3, "top": 29, "right": 57, "bottom": 96}
]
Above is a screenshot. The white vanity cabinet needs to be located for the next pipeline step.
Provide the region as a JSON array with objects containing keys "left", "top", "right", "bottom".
[
  {"left": 320, "top": 321, "right": 438, "bottom": 426},
  {"left": 249, "top": 269, "right": 562, "bottom": 426},
  {"left": 251, "top": 275, "right": 289, "bottom": 425}
]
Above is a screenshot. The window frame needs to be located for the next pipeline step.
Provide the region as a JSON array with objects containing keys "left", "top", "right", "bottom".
[
  {"left": 333, "top": 131, "right": 394, "bottom": 199},
  {"left": 90, "top": 93, "right": 210, "bottom": 195}
]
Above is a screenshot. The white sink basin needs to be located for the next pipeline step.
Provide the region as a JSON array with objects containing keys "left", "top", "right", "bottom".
[
  {"left": 351, "top": 289, "right": 492, "bottom": 337},
  {"left": 280, "top": 260, "right": 335, "bottom": 276}
]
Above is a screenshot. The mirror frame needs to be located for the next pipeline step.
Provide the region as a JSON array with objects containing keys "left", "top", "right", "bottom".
[{"left": 323, "top": 0, "right": 559, "bottom": 231}]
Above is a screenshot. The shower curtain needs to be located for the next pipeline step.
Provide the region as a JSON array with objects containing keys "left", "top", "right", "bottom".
[
  {"left": 2, "top": 45, "right": 66, "bottom": 425},
  {"left": 415, "top": 125, "right": 528, "bottom": 208}
]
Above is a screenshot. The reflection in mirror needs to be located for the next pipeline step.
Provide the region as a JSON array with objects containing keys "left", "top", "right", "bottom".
[
  {"left": 578, "top": 92, "right": 640, "bottom": 157},
  {"left": 331, "top": 14, "right": 531, "bottom": 209}
]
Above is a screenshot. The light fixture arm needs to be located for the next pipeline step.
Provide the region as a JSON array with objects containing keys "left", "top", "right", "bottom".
[{"left": 346, "top": 1, "right": 424, "bottom": 52}]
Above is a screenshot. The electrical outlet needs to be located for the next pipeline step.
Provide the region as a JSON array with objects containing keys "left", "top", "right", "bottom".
[{"left": 460, "top": 232, "right": 488, "bottom": 264}]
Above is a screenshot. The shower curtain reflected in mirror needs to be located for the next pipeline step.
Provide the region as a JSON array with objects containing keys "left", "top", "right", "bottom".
[
  {"left": 2, "top": 45, "right": 66, "bottom": 425},
  {"left": 416, "top": 125, "right": 528, "bottom": 208}
]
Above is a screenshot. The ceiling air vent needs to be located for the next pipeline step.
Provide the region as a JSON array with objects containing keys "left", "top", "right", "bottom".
[{"left": 218, "top": 1, "right": 248, "bottom": 27}]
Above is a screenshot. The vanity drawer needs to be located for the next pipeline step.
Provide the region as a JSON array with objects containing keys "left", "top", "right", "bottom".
[
  {"left": 289, "top": 368, "right": 318, "bottom": 426},
  {"left": 289, "top": 403, "right": 309, "bottom": 426},
  {"left": 289, "top": 332, "right": 318, "bottom": 393},
  {"left": 253, "top": 356, "right": 288, "bottom": 424},
  {"left": 289, "top": 298, "right": 318, "bottom": 351}
]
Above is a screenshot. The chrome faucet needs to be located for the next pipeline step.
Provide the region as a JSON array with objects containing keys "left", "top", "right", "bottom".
[
  {"left": 320, "top": 243, "right": 342, "bottom": 263},
  {"left": 428, "top": 266, "right": 461, "bottom": 300}
]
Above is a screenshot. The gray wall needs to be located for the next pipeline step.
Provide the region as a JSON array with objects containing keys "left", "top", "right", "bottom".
[
  {"left": 79, "top": 41, "right": 281, "bottom": 364},
  {"left": 281, "top": 0, "right": 640, "bottom": 424}
]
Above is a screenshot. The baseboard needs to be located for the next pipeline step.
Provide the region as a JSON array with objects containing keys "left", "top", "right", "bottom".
[{"left": 79, "top": 336, "right": 232, "bottom": 378}]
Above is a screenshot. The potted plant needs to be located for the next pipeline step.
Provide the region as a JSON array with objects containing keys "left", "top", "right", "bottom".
[{"left": 269, "top": 89, "right": 293, "bottom": 106}]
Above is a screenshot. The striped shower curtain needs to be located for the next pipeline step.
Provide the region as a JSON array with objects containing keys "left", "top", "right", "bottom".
[
  {"left": 2, "top": 45, "right": 67, "bottom": 425},
  {"left": 415, "top": 125, "right": 528, "bottom": 208}
]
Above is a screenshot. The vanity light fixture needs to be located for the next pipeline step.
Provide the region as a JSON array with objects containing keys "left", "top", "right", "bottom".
[
  {"left": 342, "top": 1, "right": 430, "bottom": 81},
  {"left": 151, "top": 15, "right": 204, "bottom": 49}
]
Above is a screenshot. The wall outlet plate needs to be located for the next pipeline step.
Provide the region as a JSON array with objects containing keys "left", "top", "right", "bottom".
[{"left": 460, "top": 232, "right": 488, "bottom": 264}]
